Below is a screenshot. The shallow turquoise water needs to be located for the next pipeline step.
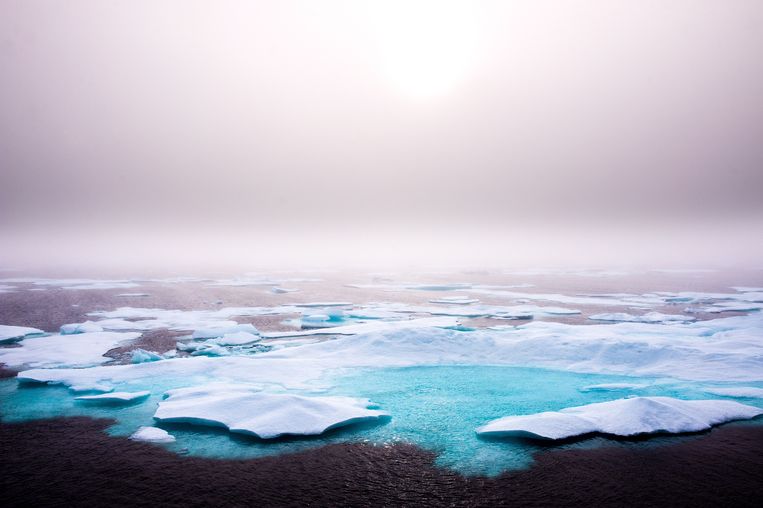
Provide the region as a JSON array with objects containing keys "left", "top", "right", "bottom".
[{"left": 2, "top": 366, "right": 761, "bottom": 476}]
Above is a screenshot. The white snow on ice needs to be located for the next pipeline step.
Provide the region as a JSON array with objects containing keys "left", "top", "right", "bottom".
[
  {"left": 0, "top": 331, "right": 139, "bottom": 368},
  {"left": 475, "top": 397, "right": 762, "bottom": 440},
  {"left": 130, "top": 426, "right": 176, "bottom": 443},
  {"left": 0, "top": 324, "right": 44, "bottom": 343},
  {"left": 153, "top": 384, "right": 388, "bottom": 438}
]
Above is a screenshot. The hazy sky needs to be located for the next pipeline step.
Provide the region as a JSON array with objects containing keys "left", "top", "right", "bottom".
[{"left": 1, "top": 1, "right": 762, "bottom": 268}]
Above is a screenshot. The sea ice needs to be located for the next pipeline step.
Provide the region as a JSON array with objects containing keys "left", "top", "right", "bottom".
[
  {"left": 260, "top": 316, "right": 461, "bottom": 338},
  {"left": 429, "top": 297, "right": 480, "bottom": 305},
  {"left": 130, "top": 426, "right": 176, "bottom": 443},
  {"left": 475, "top": 397, "right": 763, "bottom": 440},
  {"left": 271, "top": 287, "right": 299, "bottom": 294},
  {"left": 0, "top": 331, "right": 139, "bottom": 368},
  {"left": 60, "top": 321, "right": 105, "bottom": 334},
  {"left": 76, "top": 391, "right": 150, "bottom": 402},
  {"left": 206, "top": 331, "right": 261, "bottom": 346},
  {"left": 192, "top": 323, "right": 259, "bottom": 339},
  {"left": 704, "top": 387, "right": 763, "bottom": 398},
  {"left": 588, "top": 312, "right": 695, "bottom": 324},
  {"left": 0, "top": 324, "right": 44, "bottom": 343},
  {"left": 131, "top": 349, "right": 164, "bottom": 363},
  {"left": 153, "top": 384, "right": 388, "bottom": 438},
  {"left": 17, "top": 313, "right": 763, "bottom": 394}
]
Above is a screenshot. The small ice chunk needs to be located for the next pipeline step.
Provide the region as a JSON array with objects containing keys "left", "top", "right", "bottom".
[
  {"left": 190, "top": 344, "right": 230, "bottom": 357},
  {"left": 60, "top": 321, "right": 105, "bottom": 335},
  {"left": 76, "top": 391, "right": 150, "bottom": 402},
  {"left": 192, "top": 323, "right": 259, "bottom": 339},
  {"left": 0, "top": 324, "right": 44, "bottom": 343},
  {"left": 271, "top": 287, "right": 299, "bottom": 294},
  {"left": 476, "top": 397, "right": 763, "bottom": 440},
  {"left": 130, "top": 426, "right": 176, "bottom": 443},
  {"left": 208, "top": 331, "right": 261, "bottom": 346},
  {"left": 429, "top": 296, "right": 480, "bottom": 305},
  {"left": 131, "top": 349, "right": 164, "bottom": 364},
  {"left": 154, "top": 384, "right": 388, "bottom": 439}
]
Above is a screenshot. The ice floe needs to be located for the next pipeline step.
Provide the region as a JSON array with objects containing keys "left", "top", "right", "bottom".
[
  {"left": 191, "top": 323, "right": 259, "bottom": 339},
  {"left": 588, "top": 312, "right": 695, "bottom": 324},
  {"left": 76, "top": 391, "right": 150, "bottom": 402},
  {"left": 353, "top": 302, "right": 579, "bottom": 320},
  {"left": 271, "top": 287, "right": 299, "bottom": 294},
  {"left": 0, "top": 284, "right": 16, "bottom": 293},
  {"left": 130, "top": 426, "right": 176, "bottom": 443},
  {"left": 153, "top": 384, "right": 388, "bottom": 439},
  {"left": 17, "top": 313, "right": 763, "bottom": 395},
  {"left": 475, "top": 397, "right": 763, "bottom": 440},
  {"left": 0, "top": 324, "right": 44, "bottom": 343},
  {"left": 206, "top": 331, "right": 261, "bottom": 346},
  {"left": 429, "top": 297, "right": 480, "bottom": 305},
  {"left": 260, "top": 316, "right": 461, "bottom": 338},
  {"left": 0, "top": 278, "right": 140, "bottom": 290},
  {"left": 60, "top": 321, "right": 105, "bottom": 334},
  {"left": 0, "top": 331, "right": 139, "bottom": 368},
  {"left": 703, "top": 387, "right": 763, "bottom": 398},
  {"left": 131, "top": 349, "right": 164, "bottom": 363}
]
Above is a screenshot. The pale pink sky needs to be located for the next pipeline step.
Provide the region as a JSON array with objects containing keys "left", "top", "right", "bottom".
[{"left": 1, "top": 1, "right": 762, "bottom": 268}]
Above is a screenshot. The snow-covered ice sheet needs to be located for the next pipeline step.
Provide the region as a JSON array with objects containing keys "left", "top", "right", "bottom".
[
  {"left": 260, "top": 316, "right": 461, "bottom": 338},
  {"left": 0, "top": 324, "right": 44, "bottom": 343},
  {"left": 153, "top": 384, "right": 388, "bottom": 438},
  {"left": 475, "top": 397, "right": 762, "bottom": 440},
  {"left": 588, "top": 312, "right": 695, "bottom": 324},
  {"left": 19, "top": 313, "right": 763, "bottom": 393},
  {"left": 0, "top": 331, "right": 139, "bottom": 368}
]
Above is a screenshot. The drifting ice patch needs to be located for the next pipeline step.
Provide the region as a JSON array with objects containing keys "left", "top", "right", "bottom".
[
  {"left": 588, "top": 312, "right": 695, "bottom": 324},
  {"left": 153, "top": 384, "right": 388, "bottom": 439},
  {"left": 60, "top": 321, "right": 105, "bottom": 335},
  {"left": 192, "top": 324, "right": 259, "bottom": 339},
  {"left": 206, "top": 331, "right": 261, "bottom": 346},
  {"left": 0, "top": 324, "right": 44, "bottom": 343},
  {"left": 429, "top": 297, "right": 480, "bottom": 305},
  {"left": 0, "top": 331, "right": 139, "bottom": 368},
  {"left": 76, "top": 391, "right": 150, "bottom": 403},
  {"left": 475, "top": 397, "right": 763, "bottom": 440},
  {"left": 130, "top": 426, "right": 176, "bottom": 443},
  {"left": 271, "top": 287, "right": 299, "bottom": 294},
  {"left": 131, "top": 349, "right": 164, "bottom": 364},
  {"left": 260, "top": 316, "right": 461, "bottom": 338}
]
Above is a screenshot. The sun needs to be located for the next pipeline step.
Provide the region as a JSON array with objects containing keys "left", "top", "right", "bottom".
[{"left": 370, "top": 1, "right": 483, "bottom": 100}]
